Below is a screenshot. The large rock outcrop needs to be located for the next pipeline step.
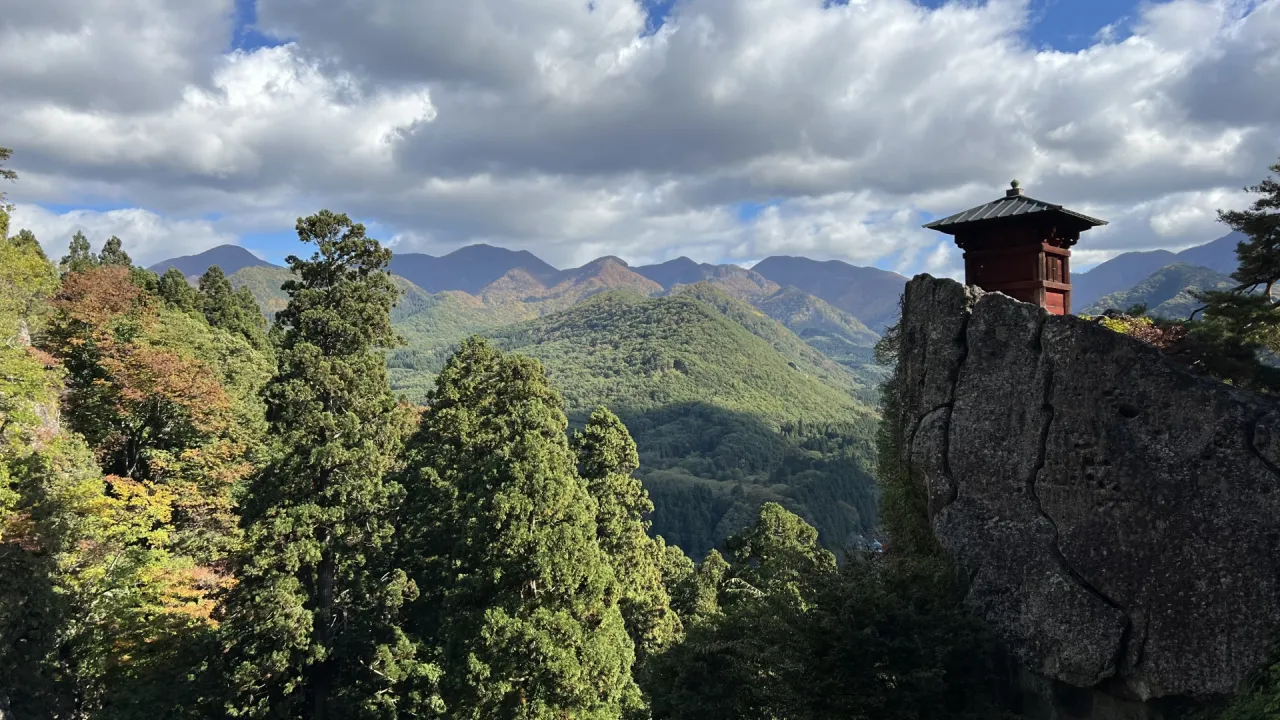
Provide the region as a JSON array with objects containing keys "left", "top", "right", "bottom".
[{"left": 896, "top": 274, "right": 1280, "bottom": 706}]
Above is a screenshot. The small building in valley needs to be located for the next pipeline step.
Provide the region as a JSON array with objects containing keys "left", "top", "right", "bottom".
[{"left": 923, "top": 181, "right": 1107, "bottom": 315}]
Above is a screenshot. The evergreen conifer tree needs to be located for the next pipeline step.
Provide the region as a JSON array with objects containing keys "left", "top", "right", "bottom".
[
  {"left": 198, "top": 266, "right": 237, "bottom": 324},
  {"left": 573, "top": 407, "right": 682, "bottom": 658},
  {"left": 198, "top": 265, "right": 269, "bottom": 349},
  {"left": 157, "top": 267, "right": 201, "bottom": 313},
  {"left": 60, "top": 231, "right": 97, "bottom": 274},
  {"left": 219, "top": 210, "right": 434, "bottom": 719},
  {"left": 98, "top": 236, "right": 132, "bottom": 267},
  {"left": 0, "top": 146, "right": 16, "bottom": 239},
  {"left": 398, "top": 337, "right": 641, "bottom": 719},
  {"left": 1180, "top": 157, "right": 1280, "bottom": 393}
]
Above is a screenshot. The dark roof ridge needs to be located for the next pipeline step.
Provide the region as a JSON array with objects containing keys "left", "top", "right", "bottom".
[{"left": 923, "top": 192, "right": 1107, "bottom": 233}]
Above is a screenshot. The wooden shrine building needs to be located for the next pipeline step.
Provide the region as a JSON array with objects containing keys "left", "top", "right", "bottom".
[{"left": 923, "top": 181, "right": 1107, "bottom": 315}]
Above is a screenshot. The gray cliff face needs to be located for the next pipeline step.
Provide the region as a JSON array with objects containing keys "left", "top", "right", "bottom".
[{"left": 897, "top": 274, "right": 1280, "bottom": 703}]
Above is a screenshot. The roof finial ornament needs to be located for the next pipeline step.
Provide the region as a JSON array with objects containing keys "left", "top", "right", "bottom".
[{"left": 1007, "top": 179, "right": 1023, "bottom": 197}]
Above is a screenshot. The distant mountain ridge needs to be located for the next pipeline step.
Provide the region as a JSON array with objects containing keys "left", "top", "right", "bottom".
[
  {"left": 1073, "top": 232, "right": 1243, "bottom": 307},
  {"left": 1082, "top": 263, "right": 1235, "bottom": 319},
  {"left": 157, "top": 242, "right": 909, "bottom": 334},
  {"left": 750, "top": 256, "right": 908, "bottom": 332},
  {"left": 148, "top": 244, "right": 278, "bottom": 277},
  {"left": 387, "top": 243, "right": 562, "bottom": 294}
]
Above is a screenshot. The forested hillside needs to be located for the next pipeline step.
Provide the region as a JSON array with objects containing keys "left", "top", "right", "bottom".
[
  {"left": 386, "top": 286, "right": 882, "bottom": 556},
  {"left": 222, "top": 246, "right": 890, "bottom": 389},
  {"left": 212, "top": 254, "right": 888, "bottom": 556},
  {"left": 1083, "top": 262, "right": 1235, "bottom": 319}
]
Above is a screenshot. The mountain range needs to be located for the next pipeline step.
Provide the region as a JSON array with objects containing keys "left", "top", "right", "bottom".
[
  {"left": 1081, "top": 263, "right": 1236, "bottom": 319},
  {"left": 152, "top": 228, "right": 1244, "bottom": 334},
  {"left": 1071, "top": 231, "right": 1242, "bottom": 309}
]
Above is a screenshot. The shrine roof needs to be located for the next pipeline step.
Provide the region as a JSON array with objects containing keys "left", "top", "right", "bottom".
[{"left": 923, "top": 184, "right": 1107, "bottom": 235}]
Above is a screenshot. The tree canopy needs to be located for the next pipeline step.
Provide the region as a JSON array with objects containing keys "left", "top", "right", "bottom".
[{"left": 218, "top": 210, "right": 429, "bottom": 719}]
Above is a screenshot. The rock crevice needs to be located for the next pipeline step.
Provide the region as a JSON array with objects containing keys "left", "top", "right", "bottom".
[{"left": 897, "top": 274, "right": 1280, "bottom": 705}]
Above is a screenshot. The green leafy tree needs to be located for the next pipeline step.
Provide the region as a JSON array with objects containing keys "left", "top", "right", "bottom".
[
  {"left": 218, "top": 210, "right": 430, "bottom": 719},
  {"left": 98, "top": 236, "right": 132, "bottom": 267},
  {"left": 198, "top": 266, "right": 269, "bottom": 350},
  {"left": 648, "top": 504, "right": 1011, "bottom": 720},
  {"left": 158, "top": 267, "right": 200, "bottom": 313},
  {"left": 60, "top": 231, "right": 98, "bottom": 274},
  {"left": 573, "top": 407, "right": 682, "bottom": 659},
  {"left": 873, "top": 309, "right": 942, "bottom": 557},
  {"left": 397, "top": 337, "right": 640, "bottom": 719},
  {"left": 724, "top": 501, "right": 836, "bottom": 601},
  {"left": 1, "top": 231, "right": 58, "bottom": 345},
  {"left": 647, "top": 505, "right": 826, "bottom": 719},
  {"left": 1173, "top": 158, "right": 1280, "bottom": 394},
  {"left": 1217, "top": 654, "right": 1280, "bottom": 719}
]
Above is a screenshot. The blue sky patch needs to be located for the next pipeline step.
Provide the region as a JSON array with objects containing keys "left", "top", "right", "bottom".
[
  {"left": 231, "top": 0, "right": 287, "bottom": 52},
  {"left": 913, "top": 0, "right": 1133, "bottom": 51},
  {"left": 734, "top": 199, "right": 784, "bottom": 222},
  {"left": 238, "top": 230, "right": 304, "bottom": 265}
]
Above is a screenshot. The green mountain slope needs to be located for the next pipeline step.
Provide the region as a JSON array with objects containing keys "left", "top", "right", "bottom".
[
  {"left": 1083, "top": 263, "right": 1235, "bottom": 319},
  {"left": 750, "top": 255, "right": 907, "bottom": 331},
  {"left": 399, "top": 288, "right": 882, "bottom": 557},
  {"left": 228, "top": 265, "right": 292, "bottom": 316},
  {"left": 487, "top": 288, "right": 868, "bottom": 419},
  {"left": 754, "top": 286, "right": 883, "bottom": 381},
  {"left": 234, "top": 264, "right": 883, "bottom": 556}
]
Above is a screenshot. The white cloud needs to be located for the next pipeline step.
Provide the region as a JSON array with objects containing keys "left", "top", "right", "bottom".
[
  {"left": 8, "top": 203, "right": 236, "bottom": 267},
  {"left": 922, "top": 241, "right": 964, "bottom": 281},
  {"left": 0, "top": 0, "right": 1277, "bottom": 271}
]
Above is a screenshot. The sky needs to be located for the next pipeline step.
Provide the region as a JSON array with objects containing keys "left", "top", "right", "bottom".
[{"left": 1, "top": 0, "right": 1278, "bottom": 279}]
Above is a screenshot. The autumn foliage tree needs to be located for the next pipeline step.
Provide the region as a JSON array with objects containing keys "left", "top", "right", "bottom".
[
  {"left": 2, "top": 231, "right": 246, "bottom": 718},
  {"left": 43, "top": 265, "right": 233, "bottom": 482}
]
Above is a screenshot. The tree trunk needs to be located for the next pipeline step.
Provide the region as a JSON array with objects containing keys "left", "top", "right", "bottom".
[
  {"left": 310, "top": 543, "right": 335, "bottom": 720},
  {"left": 309, "top": 465, "right": 337, "bottom": 720}
]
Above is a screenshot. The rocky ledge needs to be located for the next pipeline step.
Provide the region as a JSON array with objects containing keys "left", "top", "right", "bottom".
[{"left": 896, "top": 274, "right": 1280, "bottom": 704}]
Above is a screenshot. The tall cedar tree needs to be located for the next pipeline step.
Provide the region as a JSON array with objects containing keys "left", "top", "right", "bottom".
[
  {"left": 219, "top": 210, "right": 431, "bottom": 719},
  {"left": 572, "top": 408, "right": 682, "bottom": 659},
  {"left": 199, "top": 265, "right": 270, "bottom": 350},
  {"left": 1179, "top": 156, "right": 1280, "bottom": 393},
  {"left": 397, "top": 337, "right": 641, "bottom": 719}
]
